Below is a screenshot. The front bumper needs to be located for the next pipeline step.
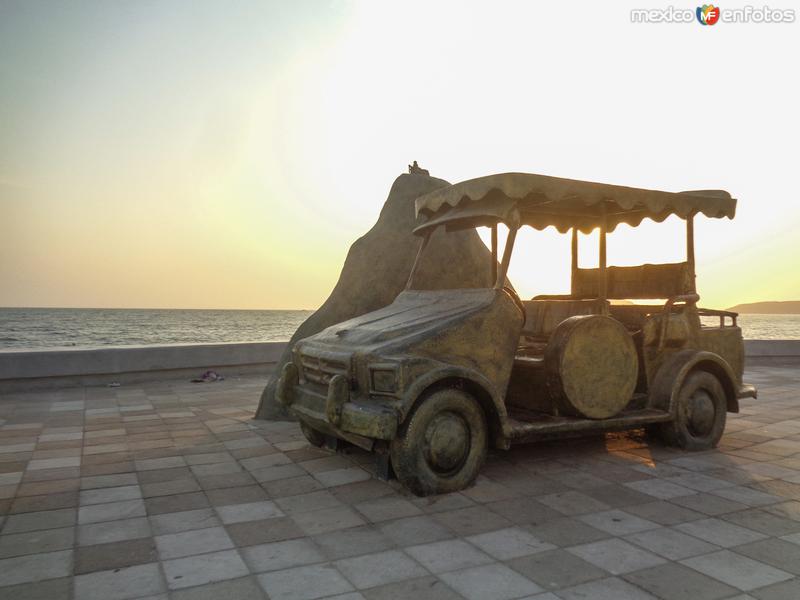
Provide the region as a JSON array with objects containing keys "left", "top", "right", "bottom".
[{"left": 276, "top": 363, "right": 398, "bottom": 444}]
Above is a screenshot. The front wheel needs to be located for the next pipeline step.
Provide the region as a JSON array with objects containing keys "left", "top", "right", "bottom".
[
  {"left": 390, "top": 388, "right": 487, "bottom": 496},
  {"left": 655, "top": 370, "right": 727, "bottom": 451},
  {"left": 300, "top": 421, "right": 326, "bottom": 448}
]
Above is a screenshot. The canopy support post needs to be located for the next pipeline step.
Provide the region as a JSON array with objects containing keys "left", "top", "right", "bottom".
[
  {"left": 686, "top": 213, "right": 696, "bottom": 293},
  {"left": 598, "top": 207, "right": 607, "bottom": 302},
  {"left": 571, "top": 228, "right": 578, "bottom": 295},
  {"left": 495, "top": 220, "right": 519, "bottom": 289},
  {"left": 406, "top": 231, "right": 431, "bottom": 290},
  {"left": 491, "top": 224, "right": 498, "bottom": 287}
]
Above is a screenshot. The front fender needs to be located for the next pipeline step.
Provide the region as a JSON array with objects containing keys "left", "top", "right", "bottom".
[
  {"left": 399, "top": 364, "right": 510, "bottom": 446},
  {"left": 649, "top": 349, "right": 740, "bottom": 415}
]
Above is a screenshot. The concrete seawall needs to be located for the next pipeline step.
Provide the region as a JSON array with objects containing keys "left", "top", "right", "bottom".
[
  {"left": 0, "top": 342, "right": 285, "bottom": 393},
  {"left": 1, "top": 340, "right": 798, "bottom": 393}
]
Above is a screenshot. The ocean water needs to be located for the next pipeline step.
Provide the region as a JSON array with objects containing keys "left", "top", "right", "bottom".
[
  {"left": 0, "top": 308, "right": 798, "bottom": 350},
  {"left": 733, "top": 314, "right": 800, "bottom": 341},
  {"left": 0, "top": 308, "right": 313, "bottom": 350}
]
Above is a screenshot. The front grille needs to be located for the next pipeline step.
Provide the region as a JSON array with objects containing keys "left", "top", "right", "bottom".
[{"left": 299, "top": 353, "right": 348, "bottom": 386}]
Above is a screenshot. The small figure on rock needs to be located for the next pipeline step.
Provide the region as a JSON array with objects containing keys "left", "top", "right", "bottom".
[{"left": 408, "top": 160, "right": 429, "bottom": 176}]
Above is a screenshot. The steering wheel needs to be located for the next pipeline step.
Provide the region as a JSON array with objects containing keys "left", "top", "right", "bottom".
[{"left": 502, "top": 286, "right": 527, "bottom": 326}]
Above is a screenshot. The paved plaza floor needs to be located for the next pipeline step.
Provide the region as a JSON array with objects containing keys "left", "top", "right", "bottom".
[{"left": 1, "top": 365, "right": 799, "bottom": 600}]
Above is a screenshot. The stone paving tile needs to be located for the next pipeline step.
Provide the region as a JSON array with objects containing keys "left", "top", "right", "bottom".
[
  {"left": 148, "top": 507, "right": 221, "bottom": 535},
  {"left": 135, "top": 456, "right": 186, "bottom": 471},
  {"left": 536, "top": 490, "right": 611, "bottom": 515},
  {"left": 623, "top": 562, "right": 739, "bottom": 600},
  {"left": 439, "top": 563, "right": 542, "bottom": 600},
  {"left": 556, "top": 576, "right": 659, "bottom": 600},
  {"left": 10, "top": 489, "right": 78, "bottom": 513},
  {"left": 77, "top": 516, "right": 151, "bottom": 545},
  {"left": 226, "top": 516, "right": 305, "bottom": 546},
  {"left": 681, "top": 549, "right": 793, "bottom": 591},
  {"left": 313, "top": 524, "right": 394, "bottom": 559},
  {"left": 406, "top": 538, "right": 493, "bottom": 573},
  {"left": 711, "top": 486, "right": 784, "bottom": 507},
  {"left": 355, "top": 495, "right": 423, "bottom": 522},
  {"left": 2, "top": 507, "right": 76, "bottom": 533},
  {"left": 80, "top": 473, "right": 138, "bottom": 489},
  {"left": 676, "top": 517, "right": 768, "bottom": 547},
  {"left": 750, "top": 578, "right": 800, "bottom": 600},
  {"left": 582, "top": 483, "right": 657, "bottom": 508},
  {"left": 431, "top": 505, "right": 513, "bottom": 536},
  {"left": 723, "top": 507, "right": 800, "bottom": 536},
  {"left": 624, "top": 478, "right": 695, "bottom": 499},
  {"left": 241, "top": 538, "right": 325, "bottom": 572},
  {"left": 0, "top": 525, "right": 75, "bottom": 558},
  {"left": 274, "top": 490, "right": 342, "bottom": 515},
  {"left": 169, "top": 576, "right": 267, "bottom": 600},
  {"left": 335, "top": 549, "right": 428, "bottom": 589},
  {"left": 141, "top": 478, "right": 200, "bottom": 497},
  {"left": 155, "top": 525, "right": 234, "bottom": 559},
  {"left": 257, "top": 563, "right": 354, "bottom": 600},
  {"left": 314, "top": 467, "right": 372, "bottom": 487},
  {"left": 568, "top": 537, "right": 666, "bottom": 574},
  {"left": 671, "top": 492, "right": 749, "bottom": 515},
  {"left": 578, "top": 508, "right": 660, "bottom": 535},
  {"left": 145, "top": 490, "right": 210, "bottom": 515},
  {"left": 162, "top": 548, "right": 250, "bottom": 589},
  {"left": 408, "top": 490, "right": 474, "bottom": 514},
  {"left": 466, "top": 526, "right": 555, "bottom": 560},
  {"left": 625, "top": 500, "right": 705, "bottom": 525},
  {"left": 78, "top": 498, "right": 146, "bottom": 524},
  {"left": 0, "top": 576, "right": 72, "bottom": 600},
  {"left": 484, "top": 496, "right": 563, "bottom": 525},
  {"left": 73, "top": 562, "right": 165, "bottom": 600},
  {"left": 377, "top": 514, "right": 454, "bottom": 546},
  {"left": 0, "top": 548, "right": 73, "bottom": 586},
  {"left": 215, "top": 500, "right": 284, "bottom": 524},
  {"left": 362, "top": 575, "right": 462, "bottom": 600},
  {"left": 79, "top": 484, "right": 142, "bottom": 505},
  {"left": 524, "top": 516, "right": 610, "bottom": 546},
  {"left": 137, "top": 467, "right": 193, "bottom": 485},
  {"left": 27, "top": 457, "right": 81, "bottom": 470},
  {"left": 764, "top": 500, "right": 800, "bottom": 521},
  {"left": 732, "top": 537, "right": 800, "bottom": 575},
  {"left": 196, "top": 471, "right": 256, "bottom": 490},
  {"left": 206, "top": 484, "right": 267, "bottom": 506},
  {"left": 291, "top": 505, "right": 366, "bottom": 535},
  {"left": 507, "top": 548, "right": 608, "bottom": 590},
  {"left": 624, "top": 526, "right": 720, "bottom": 560},
  {"left": 74, "top": 537, "right": 158, "bottom": 574}
]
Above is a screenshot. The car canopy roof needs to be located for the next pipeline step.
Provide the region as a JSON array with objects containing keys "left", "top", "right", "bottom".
[{"left": 414, "top": 172, "right": 736, "bottom": 235}]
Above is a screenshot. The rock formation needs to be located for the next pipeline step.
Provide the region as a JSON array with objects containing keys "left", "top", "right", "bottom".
[{"left": 255, "top": 168, "right": 502, "bottom": 420}]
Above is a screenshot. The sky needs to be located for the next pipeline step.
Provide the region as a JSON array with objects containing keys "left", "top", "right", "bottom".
[{"left": 1, "top": 0, "right": 798, "bottom": 310}]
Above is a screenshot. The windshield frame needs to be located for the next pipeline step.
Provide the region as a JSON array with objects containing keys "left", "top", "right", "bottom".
[{"left": 405, "top": 216, "right": 520, "bottom": 292}]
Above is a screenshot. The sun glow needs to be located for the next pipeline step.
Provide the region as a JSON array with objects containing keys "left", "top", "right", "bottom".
[{"left": 1, "top": 1, "right": 798, "bottom": 309}]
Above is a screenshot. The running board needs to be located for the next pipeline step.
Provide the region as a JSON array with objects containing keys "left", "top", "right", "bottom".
[{"left": 506, "top": 408, "right": 672, "bottom": 441}]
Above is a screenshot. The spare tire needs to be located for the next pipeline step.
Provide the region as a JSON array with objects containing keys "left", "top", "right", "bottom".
[{"left": 545, "top": 315, "right": 638, "bottom": 419}]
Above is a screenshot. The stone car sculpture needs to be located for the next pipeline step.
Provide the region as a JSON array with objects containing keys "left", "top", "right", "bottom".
[{"left": 276, "top": 172, "right": 757, "bottom": 496}]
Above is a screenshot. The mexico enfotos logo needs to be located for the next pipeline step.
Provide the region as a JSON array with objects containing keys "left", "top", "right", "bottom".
[
  {"left": 696, "top": 4, "right": 721, "bottom": 24},
  {"left": 631, "top": 4, "right": 796, "bottom": 23}
]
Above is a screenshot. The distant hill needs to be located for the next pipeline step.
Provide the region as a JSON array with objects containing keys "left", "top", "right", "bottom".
[{"left": 726, "top": 301, "right": 800, "bottom": 314}]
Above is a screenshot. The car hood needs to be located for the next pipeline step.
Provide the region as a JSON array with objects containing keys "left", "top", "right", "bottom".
[{"left": 297, "top": 288, "right": 499, "bottom": 355}]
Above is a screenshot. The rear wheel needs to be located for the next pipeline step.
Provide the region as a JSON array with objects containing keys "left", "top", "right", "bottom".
[
  {"left": 300, "top": 421, "right": 326, "bottom": 448},
  {"left": 656, "top": 371, "right": 727, "bottom": 451},
  {"left": 390, "top": 388, "right": 487, "bottom": 496}
]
